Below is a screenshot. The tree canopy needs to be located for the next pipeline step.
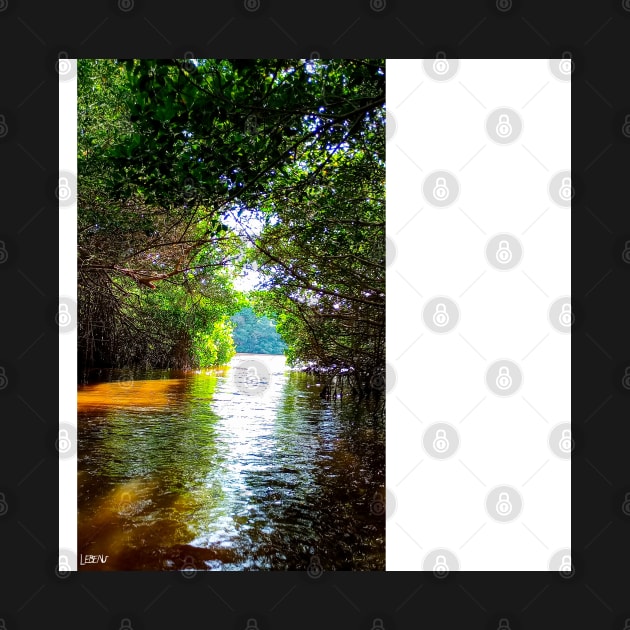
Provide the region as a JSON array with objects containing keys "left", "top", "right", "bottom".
[{"left": 78, "top": 58, "right": 385, "bottom": 396}]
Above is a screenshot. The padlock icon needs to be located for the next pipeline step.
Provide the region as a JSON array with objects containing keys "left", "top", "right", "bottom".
[
  {"left": 0, "top": 367, "right": 7, "bottom": 390},
  {"left": 623, "top": 618, "right": 630, "bottom": 630},
  {"left": 497, "top": 619, "right": 511, "bottom": 630},
  {"left": 559, "top": 51, "right": 573, "bottom": 75},
  {"left": 370, "top": 491, "right": 385, "bottom": 515},
  {"left": 57, "top": 429, "right": 71, "bottom": 453},
  {"left": 559, "top": 429, "right": 572, "bottom": 453},
  {"left": 433, "top": 52, "right": 449, "bottom": 75},
  {"left": 0, "top": 618, "right": 7, "bottom": 630},
  {"left": 245, "top": 114, "right": 258, "bottom": 136},
  {"left": 432, "top": 176, "right": 449, "bottom": 200},
  {"left": 433, "top": 429, "right": 449, "bottom": 453},
  {"left": 433, "top": 554, "right": 449, "bottom": 575},
  {"left": 181, "top": 555, "right": 196, "bottom": 577},
  {"left": 57, "top": 303, "right": 72, "bottom": 327},
  {"left": 119, "top": 491, "right": 131, "bottom": 511},
  {"left": 432, "top": 303, "right": 449, "bottom": 327},
  {"left": 559, "top": 554, "right": 572, "bottom": 573},
  {"left": 307, "top": 555, "right": 323, "bottom": 578},
  {"left": 495, "top": 240, "right": 513, "bottom": 264},
  {"left": 246, "top": 366, "right": 260, "bottom": 388},
  {"left": 371, "top": 619, "right": 385, "bottom": 630},
  {"left": 58, "top": 554, "right": 71, "bottom": 571},
  {"left": 622, "top": 492, "right": 630, "bottom": 516},
  {"left": 0, "top": 114, "right": 7, "bottom": 138},
  {"left": 56, "top": 51, "right": 71, "bottom": 76},
  {"left": 622, "top": 367, "right": 630, "bottom": 390},
  {"left": 57, "top": 176, "right": 72, "bottom": 201},
  {"left": 181, "top": 51, "right": 196, "bottom": 73},
  {"left": 245, "top": 620, "right": 258, "bottom": 630},
  {"left": 559, "top": 177, "right": 573, "bottom": 201},
  {"left": 559, "top": 303, "right": 573, "bottom": 327},
  {"left": 496, "top": 366, "right": 512, "bottom": 390},
  {"left": 119, "top": 619, "right": 133, "bottom": 630},
  {"left": 622, "top": 115, "right": 630, "bottom": 138},
  {"left": 496, "top": 114, "right": 512, "bottom": 138},
  {"left": 622, "top": 240, "right": 630, "bottom": 264},
  {"left": 0, "top": 240, "right": 8, "bottom": 264},
  {"left": 496, "top": 491, "right": 512, "bottom": 516},
  {"left": 0, "top": 492, "right": 8, "bottom": 516}
]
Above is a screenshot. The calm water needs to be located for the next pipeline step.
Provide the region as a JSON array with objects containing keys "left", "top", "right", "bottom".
[{"left": 77, "top": 353, "right": 384, "bottom": 571}]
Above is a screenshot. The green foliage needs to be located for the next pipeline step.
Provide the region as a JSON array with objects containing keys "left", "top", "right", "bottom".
[
  {"left": 231, "top": 307, "right": 287, "bottom": 355},
  {"left": 194, "top": 316, "right": 237, "bottom": 367},
  {"left": 77, "top": 58, "right": 384, "bottom": 391},
  {"left": 248, "top": 109, "right": 385, "bottom": 396}
]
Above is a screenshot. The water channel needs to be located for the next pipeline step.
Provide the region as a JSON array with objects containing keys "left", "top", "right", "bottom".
[{"left": 77, "top": 353, "right": 385, "bottom": 571}]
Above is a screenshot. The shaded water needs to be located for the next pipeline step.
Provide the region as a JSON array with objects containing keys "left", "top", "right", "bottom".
[{"left": 77, "top": 354, "right": 384, "bottom": 571}]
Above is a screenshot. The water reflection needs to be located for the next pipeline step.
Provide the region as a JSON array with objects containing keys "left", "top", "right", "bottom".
[{"left": 78, "top": 354, "right": 384, "bottom": 570}]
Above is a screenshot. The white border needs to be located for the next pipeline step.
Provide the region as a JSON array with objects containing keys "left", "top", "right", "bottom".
[
  {"left": 386, "top": 59, "right": 570, "bottom": 570},
  {"left": 59, "top": 60, "right": 77, "bottom": 569}
]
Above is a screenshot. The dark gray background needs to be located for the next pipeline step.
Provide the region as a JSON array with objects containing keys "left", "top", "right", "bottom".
[{"left": 0, "top": 0, "right": 628, "bottom": 628}]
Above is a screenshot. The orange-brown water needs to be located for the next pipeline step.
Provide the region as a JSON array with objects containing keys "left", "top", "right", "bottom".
[{"left": 78, "top": 354, "right": 384, "bottom": 571}]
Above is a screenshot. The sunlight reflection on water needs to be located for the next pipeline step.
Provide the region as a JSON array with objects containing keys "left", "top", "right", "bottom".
[{"left": 78, "top": 353, "right": 384, "bottom": 571}]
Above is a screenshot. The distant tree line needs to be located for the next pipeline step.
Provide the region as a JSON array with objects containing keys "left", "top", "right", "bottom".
[{"left": 231, "top": 307, "right": 286, "bottom": 355}]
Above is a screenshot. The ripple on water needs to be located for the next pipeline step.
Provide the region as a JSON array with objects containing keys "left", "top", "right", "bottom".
[{"left": 78, "top": 354, "right": 384, "bottom": 570}]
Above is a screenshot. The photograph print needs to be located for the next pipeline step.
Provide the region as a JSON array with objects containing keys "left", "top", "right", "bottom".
[{"left": 76, "top": 58, "right": 385, "bottom": 571}]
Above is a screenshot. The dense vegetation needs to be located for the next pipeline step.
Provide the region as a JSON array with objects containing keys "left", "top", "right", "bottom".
[{"left": 78, "top": 58, "right": 385, "bottom": 396}]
